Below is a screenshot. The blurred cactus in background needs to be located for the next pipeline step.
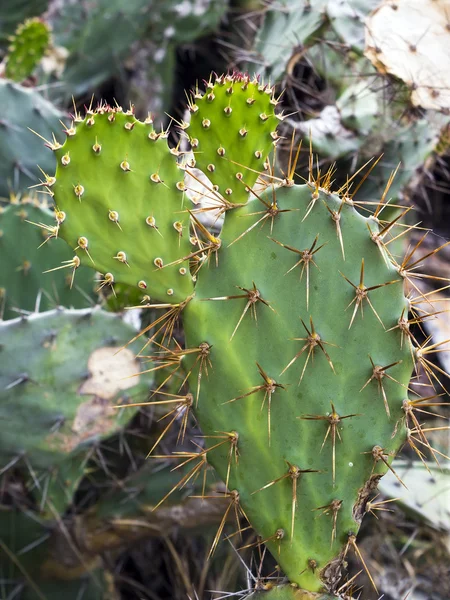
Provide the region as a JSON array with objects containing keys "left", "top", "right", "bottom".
[{"left": 0, "top": 1, "right": 449, "bottom": 599}]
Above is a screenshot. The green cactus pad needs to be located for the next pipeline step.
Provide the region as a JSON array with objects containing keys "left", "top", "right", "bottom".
[
  {"left": 183, "top": 183, "right": 413, "bottom": 591},
  {"left": 0, "top": 0, "right": 48, "bottom": 44},
  {"left": 0, "top": 307, "right": 152, "bottom": 471},
  {"left": 247, "top": 586, "right": 339, "bottom": 599},
  {"left": 0, "top": 200, "right": 95, "bottom": 320},
  {"left": 5, "top": 18, "right": 50, "bottom": 82},
  {"left": 51, "top": 105, "right": 194, "bottom": 304},
  {"left": 187, "top": 73, "right": 280, "bottom": 204},
  {"left": 0, "top": 80, "right": 64, "bottom": 198}
]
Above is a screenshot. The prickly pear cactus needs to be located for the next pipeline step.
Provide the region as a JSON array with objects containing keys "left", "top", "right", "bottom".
[
  {"left": 0, "top": 307, "right": 151, "bottom": 470},
  {"left": 0, "top": 200, "right": 95, "bottom": 320},
  {"left": 183, "top": 183, "right": 413, "bottom": 591},
  {"left": 40, "top": 74, "right": 435, "bottom": 595},
  {"left": 247, "top": 587, "right": 338, "bottom": 600},
  {"left": 0, "top": 0, "right": 48, "bottom": 44},
  {"left": 187, "top": 73, "right": 280, "bottom": 203},
  {"left": 0, "top": 80, "right": 64, "bottom": 197},
  {"left": 49, "top": 104, "right": 194, "bottom": 303},
  {"left": 4, "top": 18, "right": 50, "bottom": 81}
]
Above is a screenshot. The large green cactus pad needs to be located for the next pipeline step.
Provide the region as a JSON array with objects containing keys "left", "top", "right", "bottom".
[
  {"left": 0, "top": 201, "right": 95, "bottom": 320},
  {"left": 187, "top": 73, "right": 280, "bottom": 204},
  {"left": 183, "top": 183, "right": 413, "bottom": 591},
  {"left": 51, "top": 106, "right": 194, "bottom": 303}
]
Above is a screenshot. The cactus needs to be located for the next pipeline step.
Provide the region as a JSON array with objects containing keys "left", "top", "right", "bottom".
[
  {"left": 380, "top": 460, "right": 450, "bottom": 531},
  {"left": 245, "top": 0, "right": 379, "bottom": 82},
  {"left": 0, "top": 80, "right": 64, "bottom": 198},
  {"left": 36, "top": 74, "right": 448, "bottom": 596},
  {"left": 0, "top": 307, "right": 152, "bottom": 516},
  {"left": 0, "top": 0, "right": 48, "bottom": 44},
  {"left": 4, "top": 18, "right": 50, "bottom": 82},
  {"left": 0, "top": 307, "right": 152, "bottom": 469},
  {"left": 0, "top": 200, "right": 95, "bottom": 320},
  {"left": 49, "top": 105, "right": 195, "bottom": 304},
  {"left": 187, "top": 73, "right": 280, "bottom": 203},
  {"left": 365, "top": 0, "right": 450, "bottom": 113},
  {"left": 247, "top": 588, "right": 338, "bottom": 599}
]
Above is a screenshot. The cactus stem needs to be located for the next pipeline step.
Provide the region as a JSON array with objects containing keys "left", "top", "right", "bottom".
[{"left": 301, "top": 404, "right": 359, "bottom": 486}]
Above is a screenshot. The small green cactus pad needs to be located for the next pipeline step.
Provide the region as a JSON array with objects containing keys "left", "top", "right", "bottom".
[
  {"left": 0, "top": 308, "right": 152, "bottom": 470},
  {"left": 51, "top": 105, "right": 194, "bottom": 304},
  {"left": 0, "top": 0, "right": 48, "bottom": 44},
  {"left": 183, "top": 183, "right": 413, "bottom": 591},
  {"left": 5, "top": 18, "right": 50, "bottom": 82},
  {"left": 0, "top": 201, "right": 95, "bottom": 320},
  {"left": 187, "top": 73, "right": 280, "bottom": 204},
  {"left": 0, "top": 80, "right": 64, "bottom": 197}
]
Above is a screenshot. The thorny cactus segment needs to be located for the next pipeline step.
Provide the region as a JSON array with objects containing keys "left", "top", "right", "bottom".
[
  {"left": 247, "top": 586, "right": 340, "bottom": 599},
  {"left": 50, "top": 105, "right": 194, "bottom": 303},
  {"left": 0, "top": 201, "right": 95, "bottom": 320},
  {"left": 0, "top": 0, "right": 48, "bottom": 44},
  {"left": 5, "top": 17, "right": 50, "bottom": 82},
  {"left": 0, "top": 80, "right": 64, "bottom": 197},
  {"left": 187, "top": 73, "right": 280, "bottom": 204},
  {"left": 0, "top": 308, "right": 151, "bottom": 471},
  {"left": 183, "top": 184, "right": 414, "bottom": 591}
]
